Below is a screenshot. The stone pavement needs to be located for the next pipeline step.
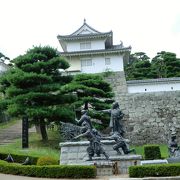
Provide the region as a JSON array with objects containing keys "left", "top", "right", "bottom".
[
  {"left": 0, "top": 174, "right": 129, "bottom": 180},
  {"left": 1, "top": 174, "right": 180, "bottom": 180}
]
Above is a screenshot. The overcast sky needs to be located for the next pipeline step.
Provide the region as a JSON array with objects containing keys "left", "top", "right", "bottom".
[{"left": 0, "top": 0, "right": 180, "bottom": 60}]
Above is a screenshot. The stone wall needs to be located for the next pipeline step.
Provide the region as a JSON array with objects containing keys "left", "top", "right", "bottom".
[
  {"left": 116, "top": 91, "right": 180, "bottom": 145},
  {"left": 104, "top": 71, "right": 128, "bottom": 95},
  {"left": 104, "top": 71, "right": 180, "bottom": 145}
]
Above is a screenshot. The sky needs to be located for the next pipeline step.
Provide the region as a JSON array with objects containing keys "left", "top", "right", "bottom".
[{"left": 0, "top": 0, "right": 180, "bottom": 60}]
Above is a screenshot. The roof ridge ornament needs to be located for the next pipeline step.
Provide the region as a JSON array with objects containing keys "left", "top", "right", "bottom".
[{"left": 84, "top": 18, "right": 86, "bottom": 24}]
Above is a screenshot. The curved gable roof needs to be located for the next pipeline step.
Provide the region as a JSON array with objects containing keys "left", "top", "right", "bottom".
[
  {"left": 58, "top": 19, "right": 112, "bottom": 39},
  {"left": 70, "top": 19, "right": 101, "bottom": 35}
]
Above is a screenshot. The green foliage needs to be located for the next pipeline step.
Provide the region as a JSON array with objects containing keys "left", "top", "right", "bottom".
[
  {"left": 125, "top": 51, "right": 180, "bottom": 80},
  {"left": 0, "top": 160, "right": 96, "bottom": 178},
  {"left": 36, "top": 156, "right": 58, "bottom": 165},
  {"left": 125, "top": 52, "right": 152, "bottom": 80},
  {"left": 129, "top": 164, "right": 180, "bottom": 178},
  {"left": 0, "top": 131, "right": 59, "bottom": 159},
  {"left": 63, "top": 73, "right": 114, "bottom": 129},
  {"left": 151, "top": 51, "right": 180, "bottom": 78},
  {"left": 102, "top": 69, "right": 114, "bottom": 77},
  {"left": 144, "top": 145, "right": 161, "bottom": 160},
  {"left": 0, "top": 153, "right": 38, "bottom": 164},
  {"left": 0, "top": 46, "right": 76, "bottom": 140}
]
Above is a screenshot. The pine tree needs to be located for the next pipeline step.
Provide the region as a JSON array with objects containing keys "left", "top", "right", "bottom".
[
  {"left": 125, "top": 52, "right": 151, "bottom": 80},
  {"left": 151, "top": 51, "right": 180, "bottom": 78},
  {"left": 62, "top": 73, "right": 114, "bottom": 129},
  {"left": 0, "top": 46, "right": 76, "bottom": 141}
]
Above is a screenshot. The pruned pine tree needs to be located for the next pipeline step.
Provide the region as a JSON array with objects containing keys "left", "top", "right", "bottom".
[
  {"left": 62, "top": 73, "right": 114, "bottom": 129},
  {"left": 151, "top": 51, "right": 180, "bottom": 78},
  {"left": 0, "top": 46, "right": 76, "bottom": 141}
]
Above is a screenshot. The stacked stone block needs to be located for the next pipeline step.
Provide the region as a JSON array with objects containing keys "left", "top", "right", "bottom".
[{"left": 116, "top": 91, "right": 180, "bottom": 145}]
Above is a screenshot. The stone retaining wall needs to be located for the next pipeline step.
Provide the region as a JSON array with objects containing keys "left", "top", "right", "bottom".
[
  {"left": 104, "top": 72, "right": 180, "bottom": 144},
  {"left": 116, "top": 91, "right": 180, "bottom": 145}
]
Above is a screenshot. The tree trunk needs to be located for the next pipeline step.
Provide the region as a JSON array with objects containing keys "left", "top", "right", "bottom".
[
  {"left": 84, "top": 102, "right": 88, "bottom": 110},
  {"left": 39, "top": 118, "right": 48, "bottom": 141}
]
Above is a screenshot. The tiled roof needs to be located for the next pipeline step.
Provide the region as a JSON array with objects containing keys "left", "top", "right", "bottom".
[
  {"left": 70, "top": 19, "right": 101, "bottom": 35},
  {"left": 127, "top": 77, "right": 180, "bottom": 85},
  {"left": 59, "top": 46, "right": 131, "bottom": 57},
  {"left": 57, "top": 19, "right": 112, "bottom": 41},
  {"left": 57, "top": 32, "right": 112, "bottom": 41}
]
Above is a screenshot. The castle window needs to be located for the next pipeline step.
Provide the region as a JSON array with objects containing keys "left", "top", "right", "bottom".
[
  {"left": 145, "top": 89, "right": 147, "bottom": 91},
  {"left": 105, "top": 58, "right": 111, "bottom": 65},
  {"left": 81, "top": 59, "right": 92, "bottom": 67},
  {"left": 80, "top": 42, "right": 91, "bottom": 50},
  {"left": 171, "top": 87, "right": 173, "bottom": 90}
]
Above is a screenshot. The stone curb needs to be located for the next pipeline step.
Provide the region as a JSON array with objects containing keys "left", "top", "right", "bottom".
[{"left": 109, "top": 176, "right": 180, "bottom": 180}]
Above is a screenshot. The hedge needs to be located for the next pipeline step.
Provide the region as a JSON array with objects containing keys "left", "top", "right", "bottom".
[
  {"left": 0, "top": 152, "right": 39, "bottom": 164},
  {"left": 129, "top": 164, "right": 180, "bottom": 178},
  {"left": 0, "top": 160, "right": 96, "bottom": 178},
  {"left": 37, "top": 156, "right": 58, "bottom": 165},
  {"left": 144, "top": 145, "right": 161, "bottom": 160}
]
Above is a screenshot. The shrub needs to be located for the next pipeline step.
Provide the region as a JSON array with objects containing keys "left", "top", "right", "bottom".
[
  {"left": 0, "top": 160, "right": 96, "bottom": 178},
  {"left": 144, "top": 145, "right": 161, "bottom": 160},
  {"left": 37, "top": 156, "right": 58, "bottom": 166},
  {"left": 129, "top": 164, "right": 180, "bottom": 178},
  {"left": 0, "top": 153, "right": 38, "bottom": 164}
]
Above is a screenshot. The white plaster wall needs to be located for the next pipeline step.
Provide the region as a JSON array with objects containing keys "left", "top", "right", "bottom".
[
  {"left": 128, "top": 83, "right": 180, "bottom": 93},
  {"left": 66, "top": 39, "right": 105, "bottom": 52},
  {"left": 81, "top": 55, "right": 124, "bottom": 73},
  {"left": 0, "top": 63, "right": 8, "bottom": 72}
]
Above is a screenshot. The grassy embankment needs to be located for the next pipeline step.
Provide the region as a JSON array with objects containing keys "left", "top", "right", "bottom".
[{"left": 0, "top": 130, "right": 60, "bottom": 160}]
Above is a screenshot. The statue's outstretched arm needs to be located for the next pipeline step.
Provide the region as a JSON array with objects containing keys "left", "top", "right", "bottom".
[
  {"left": 74, "top": 130, "right": 89, "bottom": 139},
  {"left": 99, "top": 109, "right": 111, "bottom": 114}
]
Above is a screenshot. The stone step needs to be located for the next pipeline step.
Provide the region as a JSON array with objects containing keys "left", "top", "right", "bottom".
[{"left": 0, "top": 120, "right": 36, "bottom": 146}]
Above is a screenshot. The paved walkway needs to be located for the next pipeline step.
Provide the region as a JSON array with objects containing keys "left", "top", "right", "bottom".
[
  {"left": 0, "top": 174, "right": 129, "bottom": 180},
  {"left": 0, "top": 120, "right": 35, "bottom": 145},
  {"left": 1, "top": 174, "right": 180, "bottom": 180}
]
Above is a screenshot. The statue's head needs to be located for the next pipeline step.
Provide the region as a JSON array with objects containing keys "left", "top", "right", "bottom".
[{"left": 112, "top": 102, "right": 119, "bottom": 109}]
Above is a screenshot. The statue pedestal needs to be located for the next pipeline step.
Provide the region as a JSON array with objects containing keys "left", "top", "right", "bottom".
[{"left": 59, "top": 140, "right": 142, "bottom": 175}]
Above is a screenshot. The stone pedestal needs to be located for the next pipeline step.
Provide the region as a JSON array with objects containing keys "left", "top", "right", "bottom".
[{"left": 59, "top": 140, "right": 142, "bottom": 176}]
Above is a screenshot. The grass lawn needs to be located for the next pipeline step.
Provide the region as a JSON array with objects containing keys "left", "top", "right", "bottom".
[
  {"left": 0, "top": 130, "right": 60, "bottom": 160},
  {"left": 131, "top": 144, "right": 169, "bottom": 159},
  {"left": 0, "top": 119, "right": 19, "bottom": 130},
  {"left": 0, "top": 123, "right": 169, "bottom": 160}
]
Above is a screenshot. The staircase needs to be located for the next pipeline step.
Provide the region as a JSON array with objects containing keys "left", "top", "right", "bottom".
[{"left": 0, "top": 120, "right": 35, "bottom": 145}]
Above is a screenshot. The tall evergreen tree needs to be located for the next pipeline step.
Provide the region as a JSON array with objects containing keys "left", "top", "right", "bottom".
[
  {"left": 0, "top": 46, "right": 76, "bottom": 141},
  {"left": 125, "top": 52, "right": 151, "bottom": 80},
  {"left": 62, "top": 73, "right": 114, "bottom": 129},
  {"left": 151, "top": 51, "right": 180, "bottom": 78}
]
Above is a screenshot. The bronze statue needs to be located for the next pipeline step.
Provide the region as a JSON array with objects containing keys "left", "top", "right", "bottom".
[
  {"left": 102, "top": 102, "right": 124, "bottom": 136},
  {"left": 102, "top": 131, "right": 135, "bottom": 155},
  {"left": 168, "top": 133, "right": 180, "bottom": 157},
  {"left": 75, "top": 110, "right": 93, "bottom": 130},
  {"left": 74, "top": 121, "right": 109, "bottom": 160}
]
